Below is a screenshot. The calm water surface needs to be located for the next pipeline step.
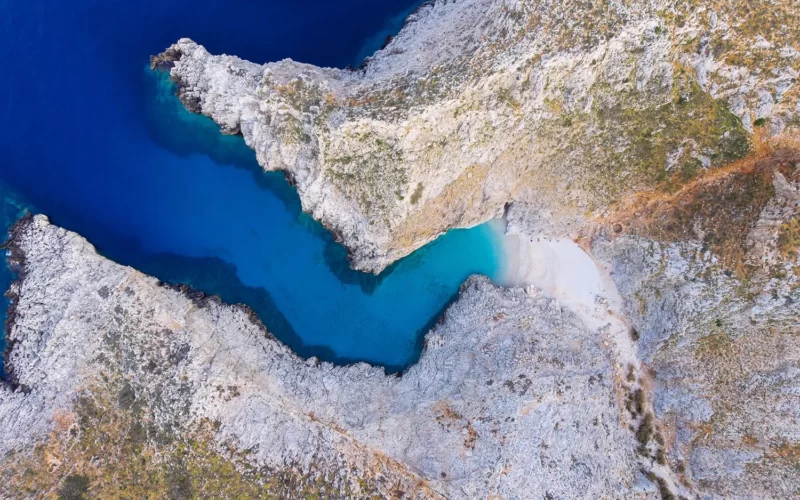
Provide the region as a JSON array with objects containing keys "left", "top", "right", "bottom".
[{"left": 0, "top": 0, "right": 504, "bottom": 371}]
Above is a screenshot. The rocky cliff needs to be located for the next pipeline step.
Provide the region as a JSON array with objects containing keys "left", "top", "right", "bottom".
[
  {"left": 1, "top": 215, "right": 641, "bottom": 498},
  {"left": 154, "top": 0, "right": 797, "bottom": 273},
  {"left": 3, "top": 156, "right": 800, "bottom": 498},
  {"left": 2, "top": 0, "right": 800, "bottom": 498}
]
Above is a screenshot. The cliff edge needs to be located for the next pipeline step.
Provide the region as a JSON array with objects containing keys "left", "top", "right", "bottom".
[{"left": 155, "top": 0, "right": 797, "bottom": 272}]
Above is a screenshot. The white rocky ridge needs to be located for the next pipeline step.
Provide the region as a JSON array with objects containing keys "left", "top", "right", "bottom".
[
  {"left": 2, "top": 0, "right": 800, "bottom": 498},
  {"left": 154, "top": 0, "right": 798, "bottom": 273},
  {"left": 1, "top": 215, "right": 643, "bottom": 498}
]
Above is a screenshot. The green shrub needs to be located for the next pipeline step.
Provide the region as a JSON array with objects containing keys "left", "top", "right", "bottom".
[
  {"left": 410, "top": 183, "right": 424, "bottom": 205},
  {"left": 59, "top": 475, "right": 90, "bottom": 500},
  {"left": 636, "top": 412, "right": 654, "bottom": 446}
]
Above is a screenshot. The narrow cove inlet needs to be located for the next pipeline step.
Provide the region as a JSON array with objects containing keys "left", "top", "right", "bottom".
[
  {"left": 1, "top": 56, "right": 505, "bottom": 372},
  {"left": 2, "top": 0, "right": 798, "bottom": 497},
  {"left": 0, "top": 70, "right": 507, "bottom": 371}
]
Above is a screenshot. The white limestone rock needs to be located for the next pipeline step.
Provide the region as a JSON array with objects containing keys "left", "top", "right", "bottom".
[
  {"left": 1, "top": 215, "right": 640, "bottom": 498},
  {"left": 155, "top": 0, "right": 796, "bottom": 272}
]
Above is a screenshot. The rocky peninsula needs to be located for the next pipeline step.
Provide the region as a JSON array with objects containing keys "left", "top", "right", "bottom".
[
  {"left": 152, "top": 0, "right": 795, "bottom": 274},
  {"left": 2, "top": 0, "right": 800, "bottom": 498}
]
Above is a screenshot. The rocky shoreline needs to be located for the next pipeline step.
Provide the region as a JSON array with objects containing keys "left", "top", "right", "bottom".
[
  {"left": 1, "top": 213, "right": 33, "bottom": 392},
  {"left": 155, "top": 0, "right": 796, "bottom": 273},
  {"left": 3, "top": 160, "right": 800, "bottom": 496},
  {"left": 1, "top": 0, "right": 799, "bottom": 497},
  {"left": 1, "top": 215, "right": 642, "bottom": 498}
]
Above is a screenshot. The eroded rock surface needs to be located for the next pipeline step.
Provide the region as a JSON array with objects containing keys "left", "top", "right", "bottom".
[
  {"left": 592, "top": 148, "right": 800, "bottom": 498},
  {"left": 156, "top": 0, "right": 798, "bottom": 272},
  {"left": 0, "top": 215, "right": 640, "bottom": 498},
  {"left": 2, "top": 0, "right": 800, "bottom": 498}
]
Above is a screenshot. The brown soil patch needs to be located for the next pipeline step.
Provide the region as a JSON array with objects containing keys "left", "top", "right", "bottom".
[{"left": 607, "top": 132, "right": 800, "bottom": 274}]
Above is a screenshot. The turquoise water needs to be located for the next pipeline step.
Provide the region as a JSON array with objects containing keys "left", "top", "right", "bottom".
[
  {"left": 0, "top": 0, "right": 506, "bottom": 372},
  {"left": 0, "top": 69, "right": 505, "bottom": 372},
  {"left": 0, "top": 186, "right": 31, "bottom": 363}
]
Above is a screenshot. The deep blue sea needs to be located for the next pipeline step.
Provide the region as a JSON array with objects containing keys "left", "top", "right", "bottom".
[{"left": 0, "top": 0, "right": 505, "bottom": 372}]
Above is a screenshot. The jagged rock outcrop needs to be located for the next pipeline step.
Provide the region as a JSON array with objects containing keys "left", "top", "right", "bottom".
[
  {"left": 0, "top": 215, "right": 642, "bottom": 498},
  {"left": 2, "top": 0, "right": 800, "bottom": 498},
  {"left": 155, "top": 0, "right": 798, "bottom": 272},
  {"left": 591, "top": 148, "right": 800, "bottom": 498}
]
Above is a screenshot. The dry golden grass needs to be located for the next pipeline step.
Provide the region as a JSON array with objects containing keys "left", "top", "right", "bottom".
[{"left": 605, "top": 131, "right": 800, "bottom": 274}]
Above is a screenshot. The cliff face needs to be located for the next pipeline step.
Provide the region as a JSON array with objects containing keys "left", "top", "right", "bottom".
[
  {"left": 0, "top": 215, "right": 639, "bottom": 498},
  {"left": 2, "top": 0, "right": 800, "bottom": 498},
  {"left": 3, "top": 168, "right": 800, "bottom": 498},
  {"left": 155, "top": 0, "right": 797, "bottom": 272}
]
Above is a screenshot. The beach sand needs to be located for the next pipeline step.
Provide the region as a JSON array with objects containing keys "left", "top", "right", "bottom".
[{"left": 496, "top": 226, "right": 638, "bottom": 368}]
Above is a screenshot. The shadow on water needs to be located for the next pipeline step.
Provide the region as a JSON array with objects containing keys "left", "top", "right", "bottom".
[
  {"left": 0, "top": 199, "right": 396, "bottom": 372},
  {"left": 143, "top": 68, "right": 303, "bottom": 213},
  {"left": 1, "top": 67, "right": 501, "bottom": 375},
  {"left": 134, "top": 252, "right": 337, "bottom": 364},
  {"left": 0, "top": 0, "right": 483, "bottom": 376},
  {"left": 115, "top": 68, "right": 406, "bottom": 366},
  {"left": 0, "top": 187, "right": 33, "bottom": 378},
  {"left": 0, "top": 70, "right": 442, "bottom": 375},
  {"left": 143, "top": 68, "right": 397, "bottom": 295},
  {"left": 140, "top": 250, "right": 409, "bottom": 372}
]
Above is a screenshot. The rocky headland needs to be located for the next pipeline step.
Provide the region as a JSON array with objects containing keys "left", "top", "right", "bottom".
[
  {"left": 152, "top": 0, "right": 797, "bottom": 274},
  {"left": 3, "top": 0, "right": 800, "bottom": 498}
]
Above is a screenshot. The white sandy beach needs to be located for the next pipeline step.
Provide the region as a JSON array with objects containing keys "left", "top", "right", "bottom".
[{"left": 495, "top": 225, "right": 639, "bottom": 369}]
